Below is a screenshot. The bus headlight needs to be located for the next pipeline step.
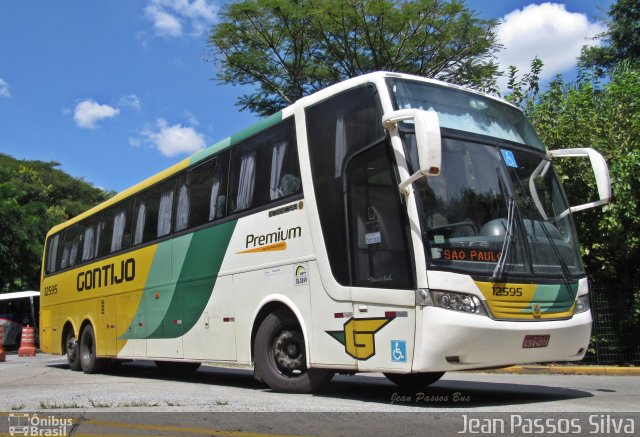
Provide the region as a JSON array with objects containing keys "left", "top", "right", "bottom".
[
  {"left": 417, "top": 289, "right": 486, "bottom": 315},
  {"left": 574, "top": 295, "right": 590, "bottom": 314}
]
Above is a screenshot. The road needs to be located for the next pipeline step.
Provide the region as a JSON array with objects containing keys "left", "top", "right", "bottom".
[{"left": 0, "top": 353, "right": 639, "bottom": 436}]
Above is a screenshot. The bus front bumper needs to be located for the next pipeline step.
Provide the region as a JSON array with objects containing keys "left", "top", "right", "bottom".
[{"left": 413, "top": 307, "right": 592, "bottom": 372}]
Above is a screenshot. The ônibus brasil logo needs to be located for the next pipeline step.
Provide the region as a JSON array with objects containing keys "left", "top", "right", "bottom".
[{"left": 8, "top": 413, "right": 74, "bottom": 436}]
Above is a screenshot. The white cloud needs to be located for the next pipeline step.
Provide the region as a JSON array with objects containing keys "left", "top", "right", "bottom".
[
  {"left": 118, "top": 94, "right": 142, "bottom": 110},
  {"left": 73, "top": 99, "right": 120, "bottom": 129},
  {"left": 133, "top": 118, "right": 206, "bottom": 157},
  {"left": 495, "top": 3, "right": 606, "bottom": 91},
  {"left": 145, "top": 0, "right": 217, "bottom": 38},
  {"left": 0, "top": 78, "right": 10, "bottom": 97}
]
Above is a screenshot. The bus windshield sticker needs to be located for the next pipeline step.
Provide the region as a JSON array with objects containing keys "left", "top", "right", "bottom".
[
  {"left": 500, "top": 149, "right": 518, "bottom": 168},
  {"left": 365, "top": 232, "right": 381, "bottom": 245}
]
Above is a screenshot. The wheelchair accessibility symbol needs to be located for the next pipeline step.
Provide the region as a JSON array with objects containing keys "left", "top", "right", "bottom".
[{"left": 391, "top": 340, "right": 407, "bottom": 363}]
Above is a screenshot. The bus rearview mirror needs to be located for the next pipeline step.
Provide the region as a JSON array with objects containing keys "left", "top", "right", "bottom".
[
  {"left": 382, "top": 109, "right": 442, "bottom": 194},
  {"left": 548, "top": 147, "right": 612, "bottom": 217}
]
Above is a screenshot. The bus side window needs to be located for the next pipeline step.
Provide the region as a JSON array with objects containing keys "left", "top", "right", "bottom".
[
  {"left": 209, "top": 152, "right": 228, "bottom": 221},
  {"left": 174, "top": 153, "right": 229, "bottom": 232},
  {"left": 133, "top": 179, "right": 175, "bottom": 245},
  {"left": 157, "top": 188, "right": 174, "bottom": 238},
  {"left": 230, "top": 148, "right": 257, "bottom": 213},
  {"left": 229, "top": 119, "right": 300, "bottom": 214},
  {"left": 45, "top": 234, "right": 60, "bottom": 274},
  {"left": 306, "top": 85, "right": 385, "bottom": 285},
  {"left": 175, "top": 180, "right": 190, "bottom": 232},
  {"left": 104, "top": 200, "right": 133, "bottom": 254},
  {"left": 60, "top": 225, "right": 83, "bottom": 269},
  {"left": 81, "top": 216, "right": 102, "bottom": 262}
]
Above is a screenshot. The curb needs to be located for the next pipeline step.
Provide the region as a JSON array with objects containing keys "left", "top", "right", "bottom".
[{"left": 472, "top": 365, "right": 640, "bottom": 376}]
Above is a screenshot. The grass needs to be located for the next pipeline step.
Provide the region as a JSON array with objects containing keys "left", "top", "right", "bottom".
[
  {"left": 10, "top": 404, "right": 25, "bottom": 411},
  {"left": 88, "top": 399, "right": 112, "bottom": 408},
  {"left": 39, "top": 401, "right": 83, "bottom": 409},
  {"left": 116, "top": 400, "right": 160, "bottom": 407}
]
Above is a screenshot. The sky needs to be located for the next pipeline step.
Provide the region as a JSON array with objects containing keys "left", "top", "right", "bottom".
[{"left": 0, "top": 0, "right": 614, "bottom": 193}]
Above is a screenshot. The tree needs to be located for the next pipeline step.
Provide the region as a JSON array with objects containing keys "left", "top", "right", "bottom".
[
  {"left": 0, "top": 154, "right": 111, "bottom": 292},
  {"left": 506, "top": 57, "right": 640, "bottom": 362},
  {"left": 579, "top": 0, "right": 640, "bottom": 74},
  {"left": 530, "top": 68, "right": 639, "bottom": 284},
  {"left": 208, "top": 0, "right": 501, "bottom": 116}
]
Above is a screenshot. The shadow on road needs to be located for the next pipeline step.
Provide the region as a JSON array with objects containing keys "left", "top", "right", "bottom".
[
  {"left": 318, "top": 374, "right": 593, "bottom": 409},
  {"left": 46, "top": 359, "right": 593, "bottom": 409}
]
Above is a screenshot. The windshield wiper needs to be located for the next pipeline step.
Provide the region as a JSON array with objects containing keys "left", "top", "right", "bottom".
[
  {"left": 514, "top": 170, "right": 574, "bottom": 289},
  {"left": 492, "top": 166, "right": 517, "bottom": 282}
]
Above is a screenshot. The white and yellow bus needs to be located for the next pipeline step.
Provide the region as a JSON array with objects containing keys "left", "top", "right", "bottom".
[{"left": 40, "top": 72, "right": 611, "bottom": 393}]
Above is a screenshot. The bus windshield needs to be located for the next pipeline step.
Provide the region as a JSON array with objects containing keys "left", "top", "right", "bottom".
[
  {"left": 387, "top": 79, "right": 584, "bottom": 279},
  {"left": 388, "top": 78, "right": 545, "bottom": 151}
]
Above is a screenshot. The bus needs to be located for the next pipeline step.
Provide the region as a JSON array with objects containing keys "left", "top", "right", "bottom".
[
  {"left": 1, "top": 290, "right": 39, "bottom": 349},
  {"left": 40, "top": 72, "right": 611, "bottom": 393}
]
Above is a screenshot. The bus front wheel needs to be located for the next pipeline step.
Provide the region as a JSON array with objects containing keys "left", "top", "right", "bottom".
[
  {"left": 254, "top": 309, "right": 332, "bottom": 394},
  {"left": 65, "top": 330, "right": 81, "bottom": 371},
  {"left": 384, "top": 371, "right": 445, "bottom": 388},
  {"left": 79, "top": 325, "right": 106, "bottom": 374}
]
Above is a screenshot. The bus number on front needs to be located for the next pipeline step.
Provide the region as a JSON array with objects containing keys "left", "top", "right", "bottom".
[
  {"left": 44, "top": 284, "right": 58, "bottom": 296},
  {"left": 492, "top": 286, "right": 523, "bottom": 297}
]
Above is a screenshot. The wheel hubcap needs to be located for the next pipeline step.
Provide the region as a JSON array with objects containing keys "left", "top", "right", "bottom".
[{"left": 273, "top": 330, "right": 304, "bottom": 374}]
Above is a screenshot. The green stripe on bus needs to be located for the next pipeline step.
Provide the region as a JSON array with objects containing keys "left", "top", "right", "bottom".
[
  {"left": 230, "top": 112, "right": 282, "bottom": 145},
  {"left": 119, "top": 240, "right": 176, "bottom": 340},
  {"left": 147, "top": 219, "right": 237, "bottom": 338},
  {"left": 525, "top": 283, "right": 577, "bottom": 314},
  {"left": 188, "top": 112, "right": 282, "bottom": 166},
  {"left": 189, "top": 137, "right": 231, "bottom": 165}
]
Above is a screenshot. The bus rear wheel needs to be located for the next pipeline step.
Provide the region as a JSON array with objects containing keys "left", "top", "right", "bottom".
[
  {"left": 65, "top": 330, "right": 81, "bottom": 371},
  {"left": 254, "top": 309, "right": 332, "bottom": 394},
  {"left": 384, "top": 372, "right": 445, "bottom": 388},
  {"left": 79, "top": 325, "right": 106, "bottom": 374}
]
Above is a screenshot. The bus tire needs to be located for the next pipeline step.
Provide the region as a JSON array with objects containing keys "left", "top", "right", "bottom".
[
  {"left": 254, "top": 309, "right": 332, "bottom": 394},
  {"left": 65, "top": 330, "right": 81, "bottom": 371},
  {"left": 79, "top": 325, "right": 106, "bottom": 374},
  {"left": 154, "top": 361, "right": 201, "bottom": 373},
  {"left": 383, "top": 371, "right": 445, "bottom": 388}
]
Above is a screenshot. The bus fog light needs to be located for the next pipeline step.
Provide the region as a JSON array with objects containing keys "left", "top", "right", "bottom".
[
  {"left": 574, "top": 295, "right": 590, "bottom": 314},
  {"left": 431, "top": 291, "right": 485, "bottom": 315}
]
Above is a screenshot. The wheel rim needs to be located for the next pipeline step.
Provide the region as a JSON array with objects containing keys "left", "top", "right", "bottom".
[
  {"left": 272, "top": 329, "right": 305, "bottom": 377},
  {"left": 66, "top": 335, "right": 77, "bottom": 363}
]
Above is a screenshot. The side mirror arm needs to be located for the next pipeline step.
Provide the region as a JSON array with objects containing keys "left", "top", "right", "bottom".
[{"left": 381, "top": 109, "right": 441, "bottom": 196}]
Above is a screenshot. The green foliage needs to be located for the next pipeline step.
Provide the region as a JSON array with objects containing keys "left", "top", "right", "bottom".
[
  {"left": 0, "top": 154, "right": 111, "bottom": 292},
  {"left": 507, "top": 52, "right": 640, "bottom": 361},
  {"left": 504, "top": 57, "right": 543, "bottom": 111},
  {"left": 524, "top": 67, "right": 640, "bottom": 287},
  {"left": 579, "top": 0, "right": 640, "bottom": 75},
  {"left": 208, "top": 0, "right": 501, "bottom": 116}
]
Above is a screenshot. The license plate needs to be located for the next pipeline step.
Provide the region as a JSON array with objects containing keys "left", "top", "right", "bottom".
[{"left": 522, "top": 334, "right": 550, "bottom": 348}]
